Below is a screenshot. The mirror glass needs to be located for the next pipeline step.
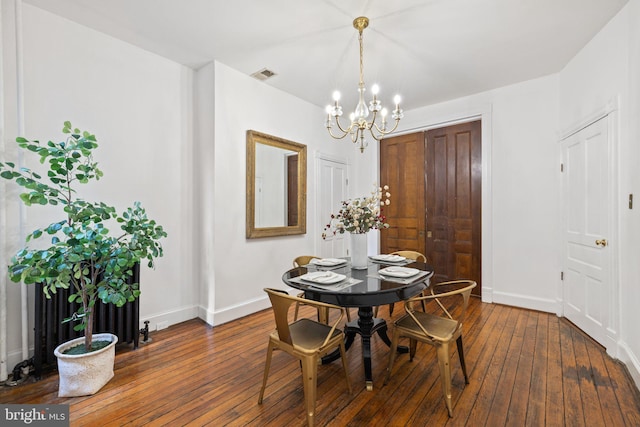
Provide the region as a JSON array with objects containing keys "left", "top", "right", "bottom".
[{"left": 246, "top": 131, "right": 306, "bottom": 238}]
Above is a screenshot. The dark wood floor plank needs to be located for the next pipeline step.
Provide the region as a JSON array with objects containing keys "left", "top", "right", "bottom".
[
  {"left": 560, "top": 318, "right": 587, "bottom": 426},
  {"left": 483, "top": 309, "right": 529, "bottom": 426},
  {"left": 545, "top": 315, "right": 565, "bottom": 426},
  {"left": 506, "top": 311, "right": 538, "bottom": 426},
  {"left": 525, "top": 312, "right": 548, "bottom": 427},
  {"left": 460, "top": 305, "right": 520, "bottom": 427},
  {"left": 2, "top": 298, "right": 639, "bottom": 426}
]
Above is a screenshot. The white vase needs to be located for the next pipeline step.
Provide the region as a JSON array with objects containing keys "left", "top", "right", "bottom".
[
  {"left": 54, "top": 333, "right": 118, "bottom": 397},
  {"left": 350, "top": 232, "right": 369, "bottom": 269}
]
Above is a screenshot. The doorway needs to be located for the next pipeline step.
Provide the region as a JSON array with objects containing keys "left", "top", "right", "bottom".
[
  {"left": 380, "top": 120, "right": 482, "bottom": 295},
  {"left": 561, "top": 116, "right": 614, "bottom": 349},
  {"left": 318, "top": 156, "right": 349, "bottom": 258}
]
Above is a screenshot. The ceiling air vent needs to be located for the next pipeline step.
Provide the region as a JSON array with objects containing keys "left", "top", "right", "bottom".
[{"left": 251, "top": 68, "right": 277, "bottom": 81}]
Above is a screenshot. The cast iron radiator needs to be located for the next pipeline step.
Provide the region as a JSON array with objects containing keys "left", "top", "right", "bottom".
[{"left": 31, "top": 263, "right": 141, "bottom": 378}]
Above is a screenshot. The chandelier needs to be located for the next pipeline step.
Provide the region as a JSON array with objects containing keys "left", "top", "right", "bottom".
[{"left": 325, "top": 16, "right": 403, "bottom": 153}]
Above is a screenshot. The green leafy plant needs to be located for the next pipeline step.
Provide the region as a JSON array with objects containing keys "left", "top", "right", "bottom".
[{"left": 0, "top": 121, "right": 167, "bottom": 353}]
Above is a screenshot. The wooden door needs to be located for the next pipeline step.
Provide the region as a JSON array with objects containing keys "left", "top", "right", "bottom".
[
  {"left": 561, "top": 117, "right": 611, "bottom": 347},
  {"left": 426, "top": 121, "right": 482, "bottom": 294},
  {"left": 379, "top": 132, "right": 426, "bottom": 256}
]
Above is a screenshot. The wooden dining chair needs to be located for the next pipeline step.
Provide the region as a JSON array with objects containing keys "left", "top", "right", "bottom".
[
  {"left": 384, "top": 280, "right": 477, "bottom": 417},
  {"left": 293, "top": 256, "right": 350, "bottom": 323},
  {"left": 258, "top": 288, "right": 351, "bottom": 427},
  {"left": 374, "top": 250, "right": 428, "bottom": 317}
]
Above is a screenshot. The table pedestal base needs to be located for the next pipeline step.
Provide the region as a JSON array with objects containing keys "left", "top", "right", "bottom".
[{"left": 321, "top": 306, "right": 408, "bottom": 390}]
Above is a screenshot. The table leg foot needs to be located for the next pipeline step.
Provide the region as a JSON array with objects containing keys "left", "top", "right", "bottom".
[{"left": 366, "top": 381, "right": 373, "bottom": 391}]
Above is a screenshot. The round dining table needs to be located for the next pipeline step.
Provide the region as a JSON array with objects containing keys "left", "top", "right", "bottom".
[{"left": 282, "top": 258, "right": 434, "bottom": 390}]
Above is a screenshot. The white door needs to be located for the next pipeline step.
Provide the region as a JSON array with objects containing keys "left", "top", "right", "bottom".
[
  {"left": 561, "top": 116, "right": 613, "bottom": 348},
  {"left": 318, "top": 157, "right": 348, "bottom": 258}
]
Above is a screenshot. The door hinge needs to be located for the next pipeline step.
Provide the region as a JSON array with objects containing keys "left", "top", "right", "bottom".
[
  {"left": 560, "top": 271, "right": 564, "bottom": 281},
  {"left": 560, "top": 163, "right": 564, "bottom": 172},
  {"left": 346, "top": 178, "right": 349, "bottom": 186}
]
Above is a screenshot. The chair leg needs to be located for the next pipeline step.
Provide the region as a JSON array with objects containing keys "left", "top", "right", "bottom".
[
  {"left": 384, "top": 329, "right": 400, "bottom": 385},
  {"left": 456, "top": 336, "right": 469, "bottom": 384},
  {"left": 339, "top": 340, "right": 352, "bottom": 393},
  {"left": 301, "top": 355, "right": 318, "bottom": 427},
  {"left": 436, "top": 342, "right": 453, "bottom": 417},
  {"left": 409, "top": 338, "right": 417, "bottom": 361},
  {"left": 258, "top": 342, "right": 274, "bottom": 404}
]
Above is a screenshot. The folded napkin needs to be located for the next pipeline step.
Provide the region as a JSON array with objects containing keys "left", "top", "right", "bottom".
[
  {"left": 378, "top": 266, "right": 420, "bottom": 278},
  {"left": 299, "top": 271, "right": 346, "bottom": 284},
  {"left": 310, "top": 258, "right": 347, "bottom": 266},
  {"left": 370, "top": 254, "right": 406, "bottom": 263}
]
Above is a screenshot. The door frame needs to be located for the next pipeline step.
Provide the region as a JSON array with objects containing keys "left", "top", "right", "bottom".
[
  {"left": 558, "top": 99, "right": 619, "bottom": 356},
  {"left": 388, "top": 105, "right": 493, "bottom": 303}
]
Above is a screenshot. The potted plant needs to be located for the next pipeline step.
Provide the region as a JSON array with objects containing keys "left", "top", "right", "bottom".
[{"left": 0, "top": 121, "right": 167, "bottom": 396}]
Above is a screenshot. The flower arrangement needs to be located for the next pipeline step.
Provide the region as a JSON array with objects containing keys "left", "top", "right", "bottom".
[{"left": 322, "top": 185, "right": 391, "bottom": 237}]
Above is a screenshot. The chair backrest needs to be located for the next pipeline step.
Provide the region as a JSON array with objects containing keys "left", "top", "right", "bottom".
[
  {"left": 391, "top": 250, "right": 427, "bottom": 263},
  {"left": 264, "top": 288, "right": 296, "bottom": 345},
  {"left": 430, "top": 280, "right": 476, "bottom": 322},
  {"left": 293, "top": 255, "right": 320, "bottom": 267}
]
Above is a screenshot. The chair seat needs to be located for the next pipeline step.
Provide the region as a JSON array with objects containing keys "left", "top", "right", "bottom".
[
  {"left": 395, "top": 311, "right": 459, "bottom": 342},
  {"left": 269, "top": 319, "right": 343, "bottom": 352}
]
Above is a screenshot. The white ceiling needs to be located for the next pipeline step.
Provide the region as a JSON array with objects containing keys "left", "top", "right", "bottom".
[{"left": 25, "top": 0, "right": 629, "bottom": 112}]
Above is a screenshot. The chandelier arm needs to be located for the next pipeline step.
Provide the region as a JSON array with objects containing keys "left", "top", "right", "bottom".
[
  {"left": 333, "top": 116, "right": 355, "bottom": 135},
  {"left": 326, "top": 126, "right": 350, "bottom": 140},
  {"left": 370, "top": 119, "right": 401, "bottom": 140}
]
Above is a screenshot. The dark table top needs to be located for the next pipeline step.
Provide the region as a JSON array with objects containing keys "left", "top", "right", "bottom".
[{"left": 282, "top": 259, "right": 434, "bottom": 308}]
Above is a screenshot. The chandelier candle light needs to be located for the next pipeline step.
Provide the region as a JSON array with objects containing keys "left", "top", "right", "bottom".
[{"left": 325, "top": 16, "right": 403, "bottom": 153}]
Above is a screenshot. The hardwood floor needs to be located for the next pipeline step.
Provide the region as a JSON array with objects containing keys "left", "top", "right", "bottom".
[{"left": 2, "top": 298, "right": 640, "bottom": 426}]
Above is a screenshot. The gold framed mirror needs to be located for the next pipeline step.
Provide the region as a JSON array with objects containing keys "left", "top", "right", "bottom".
[{"left": 246, "top": 130, "right": 307, "bottom": 238}]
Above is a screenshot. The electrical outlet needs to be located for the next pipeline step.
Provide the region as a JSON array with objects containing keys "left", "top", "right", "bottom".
[{"left": 157, "top": 321, "right": 169, "bottom": 331}]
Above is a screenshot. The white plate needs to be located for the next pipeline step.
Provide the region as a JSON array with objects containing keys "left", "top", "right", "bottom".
[
  {"left": 378, "top": 266, "right": 420, "bottom": 278},
  {"left": 310, "top": 258, "right": 347, "bottom": 267},
  {"left": 299, "top": 271, "right": 346, "bottom": 284},
  {"left": 369, "top": 254, "right": 406, "bottom": 263}
]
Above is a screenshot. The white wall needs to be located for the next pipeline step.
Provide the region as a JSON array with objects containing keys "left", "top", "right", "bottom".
[
  {"left": 203, "top": 61, "right": 358, "bottom": 324},
  {"left": 399, "top": 74, "right": 560, "bottom": 313},
  {"left": 558, "top": 0, "right": 640, "bottom": 387},
  {"left": 1, "top": 3, "right": 197, "bottom": 375}
]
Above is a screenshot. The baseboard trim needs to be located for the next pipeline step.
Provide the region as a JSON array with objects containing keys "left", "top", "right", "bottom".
[
  {"left": 492, "top": 290, "right": 558, "bottom": 313},
  {"left": 618, "top": 340, "right": 640, "bottom": 391},
  {"left": 200, "top": 294, "right": 271, "bottom": 327},
  {"left": 140, "top": 305, "right": 199, "bottom": 332}
]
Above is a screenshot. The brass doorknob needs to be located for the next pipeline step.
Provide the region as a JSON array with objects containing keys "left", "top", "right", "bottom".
[{"left": 595, "top": 239, "right": 608, "bottom": 247}]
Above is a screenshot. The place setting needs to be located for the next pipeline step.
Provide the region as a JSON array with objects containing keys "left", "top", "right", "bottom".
[
  {"left": 369, "top": 266, "right": 432, "bottom": 284},
  {"left": 290, "top": 270, "right": 361, "bottom": 291},
  {"left": 368, "top": 254, "right": 414, "bottom": 266},
  {"left": 306, "top": 257, "right": 348, "bottom": 269}
]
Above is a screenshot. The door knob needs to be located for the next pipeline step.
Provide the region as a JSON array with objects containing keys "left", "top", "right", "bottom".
[{"left": 595, "top": 239, "right": 608, "bottom": 247}]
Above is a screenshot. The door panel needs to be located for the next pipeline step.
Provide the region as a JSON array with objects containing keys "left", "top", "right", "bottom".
[
  {"left": 318, "top": 158, "right": 348, "bottom": 258},
  {"left": 379, "top": 133, "right": 426, "bottom": 256},
  {"left": 426, "top": 121, "right": 482, "bottom": 295},
  {"left": 562, "top": 117, "right": 610, "bottom": 347}
]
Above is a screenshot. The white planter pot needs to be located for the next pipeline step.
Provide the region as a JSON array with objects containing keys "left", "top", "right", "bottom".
[
  {"left": 350, "top": 232, "right": 369, "bottom": 269},
  {"left": 54, "top": 333, "right": 118, "bottom": 397}
]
